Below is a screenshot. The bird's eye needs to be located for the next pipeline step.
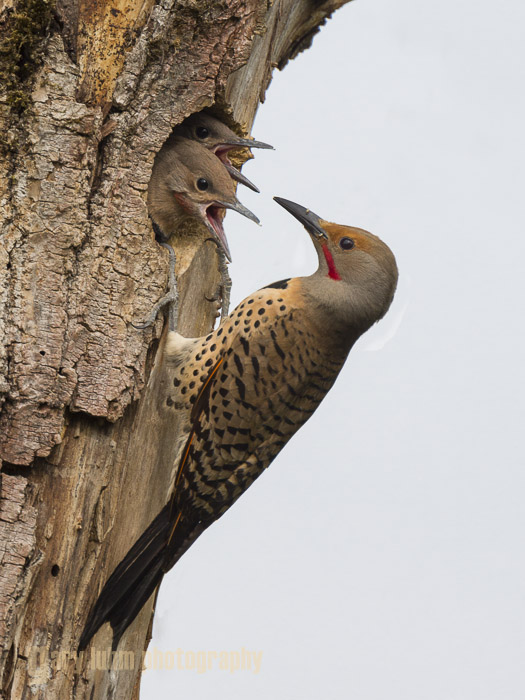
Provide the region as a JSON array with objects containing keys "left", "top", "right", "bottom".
[
  {"left": 197, "top": 178, "right": 209, "bottom": 191},
  {"left": 196, "top": 127, "right": 209, "bottom": 139},
  {"left": 339, "top": 237, "right": 355, "bottom": 250}
]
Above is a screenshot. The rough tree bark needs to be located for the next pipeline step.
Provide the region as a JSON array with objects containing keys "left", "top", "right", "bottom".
[{"left": 0, "top": 0, "right": 351, "bottom": 697}]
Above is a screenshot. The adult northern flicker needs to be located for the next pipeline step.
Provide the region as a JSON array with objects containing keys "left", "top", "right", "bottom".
[
  {"left": 145, "top": 137, "right": 259, "bottom": 324},
  {"left": 175, "top": 112, "right": 273, "bottom": 192},
  {"left": 78, "top": 197, "right": 398, "bottom": 652}
]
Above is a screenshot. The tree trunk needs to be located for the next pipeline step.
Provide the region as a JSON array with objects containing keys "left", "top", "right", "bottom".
[{"left": 0, "top": 0, "right": 350, "bottom": 696}]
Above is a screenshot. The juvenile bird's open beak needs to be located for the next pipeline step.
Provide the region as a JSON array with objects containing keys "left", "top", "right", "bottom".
[
  {"left": 204, "top": 199, "right": 260, "bottom": 263},
  {"left": 216, "top": 198, "right": 260, "bottom": 226},
  {"left": 273, "top": 197, "right": 328, "bottom": 240},
  {"left": 224, "top": 163, "right": 260, "bottom": 193},
  {"left": 213, "top": 139, "right": 273, "bottom": 193},
  {"left": 204, "top": 204, "right": 232, "bottom": 262}
]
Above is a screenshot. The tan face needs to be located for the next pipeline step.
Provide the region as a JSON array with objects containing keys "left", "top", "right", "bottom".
[
  {"left": 180, "top": 113, "right": 237, "bottom": 152},
  {"left": 316, "top": 221, "right": 397, "bottom": 284},
  {"left": 172, "top": 145, "right": 236, "bottom": 212},
  {"left": 175, "top": 113, "right": 273, "bottom": 193},
  {"left": 273, "top": 197, "right": 398, "bottom": 325},
  {"left": 179, "top": 113, "right": 273, "bottom": 157},
  {"left": 149, "top": 139, "right": 259, "bottom": 260},
  {"left": 176, "top": 147, "right": 233, "bottom": 260}
]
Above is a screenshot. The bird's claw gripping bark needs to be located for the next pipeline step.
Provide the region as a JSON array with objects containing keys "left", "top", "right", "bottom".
[
  {"left": 204, "top": 239, "right": 231, "bottom": 321},
  {"left": 204, "top": 287, "right": 224, "bottom": 321},
  {"left": 217, "top": 249, "right": 232, "bottom": 319},
  {"left": 132, "top": 242, "right": 179, "bottom": 332}
]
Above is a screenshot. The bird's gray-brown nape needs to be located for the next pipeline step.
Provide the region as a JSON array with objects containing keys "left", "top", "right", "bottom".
[{"left": 80, "top": 196, "right": 397, "bottom": 653}]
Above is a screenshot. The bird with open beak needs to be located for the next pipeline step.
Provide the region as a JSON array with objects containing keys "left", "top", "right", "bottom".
[
  {"left": 79, "top": 197, "right": 398, "bottom": 653},
  {"left": 175, "top": 112, "right": 273, "bottom": 193},
  {"left": 146, "top": 137, "right": 259, "bottom": 324}
]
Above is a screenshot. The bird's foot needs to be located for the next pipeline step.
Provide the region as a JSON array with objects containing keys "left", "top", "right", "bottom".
[
  {"left": 205, "top": 286, "right": 224, "bottom": 322},
  {"left": 217, "top": 248, "right": 231, "bottom": 319},
  {"left": 133, "top": 242, "right": 179, "bottom": 332},
  {"left": 204, "top": 240, "right": 231, "bottom": 321}
]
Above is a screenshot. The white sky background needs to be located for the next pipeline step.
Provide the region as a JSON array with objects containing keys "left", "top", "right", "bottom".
[{"left": 142, "top": 1, "right": 525, "bottom": 698}]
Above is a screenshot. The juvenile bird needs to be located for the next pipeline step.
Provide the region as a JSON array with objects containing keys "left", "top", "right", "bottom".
[
  {"left": 176, "top": 112, "right": 273, "bottom": 193},
  {"left": 79, "top": 198, "right": 398, "bottom": 652},
  {"left": 146, "top": 137, "right": 259, "bottom": 324}
]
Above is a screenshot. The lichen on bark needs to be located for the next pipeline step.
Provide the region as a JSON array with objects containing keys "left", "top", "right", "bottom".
[{"left": 0, "top": 0, "right": 53, "bottom": 113}]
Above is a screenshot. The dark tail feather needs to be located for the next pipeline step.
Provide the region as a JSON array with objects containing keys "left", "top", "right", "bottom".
[
  {"left": 109, "top": 565, "right": 164, "bottom": 651},
  {"left": 78, "top": 504, "right": 171, "bottom": 651}
]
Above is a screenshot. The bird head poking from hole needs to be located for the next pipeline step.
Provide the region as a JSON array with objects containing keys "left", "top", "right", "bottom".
[
  {"left": 176, "top": 113, "right": 273, "bottom": 193},
  {"left": 148, "top": 138, "right": 259, "bottom": 262},
  {"left": 274, "top": 197, "right": 398, "bottom": 328},
  {"left": 179, "top": 113, "right": 273, "bottom": 154}
]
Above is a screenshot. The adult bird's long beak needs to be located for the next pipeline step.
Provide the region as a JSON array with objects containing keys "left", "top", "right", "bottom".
[
  {"left": 224, "top": 163, "right": 260, "bottom": 193},
  {"left": 273, "top": 197, "right": 328, "bottom": 240}
]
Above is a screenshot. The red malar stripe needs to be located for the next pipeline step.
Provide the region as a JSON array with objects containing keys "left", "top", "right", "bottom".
[{"left": 322, "top": 244, "right": 341, "bottom": 281}]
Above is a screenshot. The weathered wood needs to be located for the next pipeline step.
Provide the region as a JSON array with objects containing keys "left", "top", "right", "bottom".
[{"left": 0, "top": 0, "right": 351, "bottom": 697}]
